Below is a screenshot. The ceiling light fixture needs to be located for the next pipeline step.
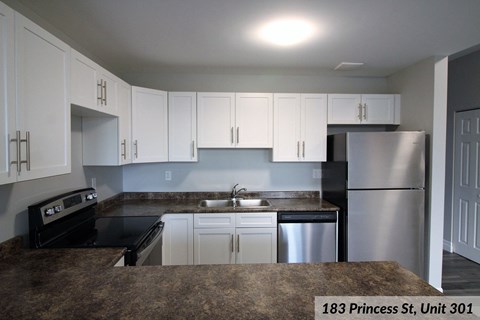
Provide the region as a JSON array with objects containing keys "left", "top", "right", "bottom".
[{"left": 257, "top": 18, "right": 317, "bottom": 47}]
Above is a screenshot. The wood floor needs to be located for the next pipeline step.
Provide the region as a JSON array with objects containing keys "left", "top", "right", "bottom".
[{"left": 442, "top": 251, "right": 480, "bottom": 295}]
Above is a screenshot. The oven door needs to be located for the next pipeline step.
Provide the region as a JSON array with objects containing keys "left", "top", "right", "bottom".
[{"left": 135, "top": 224, "right": 164, "bottom": 266}]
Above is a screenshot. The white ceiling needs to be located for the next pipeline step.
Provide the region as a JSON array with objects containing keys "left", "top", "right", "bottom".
[{"left": 16, "top": 0, "right": 480, "bottom": 76}]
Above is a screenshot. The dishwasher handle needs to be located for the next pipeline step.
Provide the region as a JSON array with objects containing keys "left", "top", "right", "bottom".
[{"left": 277, "top": 211, "right": 337, "bottom": 223}]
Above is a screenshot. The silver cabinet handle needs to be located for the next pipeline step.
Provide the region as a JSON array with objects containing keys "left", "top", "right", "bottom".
[
  {"left": 231, "top": 234, "right": 234, "bottom": 253},
  {"left": 10, "top": 131, "right": 21, "bottom": 173},
  {"left": 134, "top": 140, "right": 138, "bottom": 159},
  {"left": 25, "top": 131, "right": 31, "bottom": 171},
  {"left": 363, "top": 103, "right": 367, "bottom": 120},
  {"left": 358, "top": 103, "right": 362, "bottom": 121},
  {"left": 237, "top": 234, "right": 240, "bottom": 253},
  {"left": 297, "top": 141, "right": 300, "bottom": 158},
  {"left": 192, "top": 140, "right": 195, "bottom": 159},
  {"left": 231, "top": 127, "right": 234, "bottom": 145},
  {"left": 97, "top": 80, "right": 103, "bottom": 105},
  {"left": 121, "top": 139, "right": 126, "bottom": 160},
  {"left": 236, "top": 127, "right": 239, "bottom": 144},
  {"left": 103, "top": 80, "right": 107, "bottom": 105},
  {"left": 302, "top": 141, "right": 305, "bottom": 159}
]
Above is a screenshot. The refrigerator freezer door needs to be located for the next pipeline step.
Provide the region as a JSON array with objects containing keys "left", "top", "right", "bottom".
[
  {"left": 347, "top": 189, "right": 424, "bottom": 277},
  {"left": 346, "top": 132, "right": 425, "bottom": 189}
]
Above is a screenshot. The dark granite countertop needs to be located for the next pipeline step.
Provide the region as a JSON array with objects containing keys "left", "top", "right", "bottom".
[
  {"left": 97, "top": 191, "right": 340, "bottom": 217},
  {"left": 0, "top": 236, "right": 440, "bottom": 320}
]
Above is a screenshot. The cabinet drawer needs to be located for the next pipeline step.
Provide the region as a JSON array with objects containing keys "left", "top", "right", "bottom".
[
  {"left": 194, "top": 213, "right": 236, "bottom": 228},
  {"left": 236, "top": 212, "right": 277, "bottom": 228}
]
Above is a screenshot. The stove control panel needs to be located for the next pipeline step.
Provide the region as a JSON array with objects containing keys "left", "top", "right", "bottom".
[{"left": 29, "top": 188, "right": 98, "bottom": 226}]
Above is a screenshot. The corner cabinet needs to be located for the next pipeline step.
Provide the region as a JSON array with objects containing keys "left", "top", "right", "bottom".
[
  {"left": 71, "top": 49, "right": 117, "bottom": 116},
  {"left": 273, "top": 94, "right": 327, "bottom": 162},
  {"left": 193, "top": 212, "right": 277, "bottom": 265},
  {"left": 131, "top": 86, "right": 168, "bottom": 163},
  {"left": 197, "top": 92, "right": 273, "bottom": 148},
  {"left": 327, "top": 94, "right": 400, "bottom": 125},
  {"left": 12, "top": 12, "right": 71, "bottom": 182},
  {"left": 168, "top": 92, "right": 197, "bottom": 162}
]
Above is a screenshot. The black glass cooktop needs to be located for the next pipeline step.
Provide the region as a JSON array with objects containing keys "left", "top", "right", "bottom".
[{"left": 49, "top": 216, "right": 161, "bottom": 250}]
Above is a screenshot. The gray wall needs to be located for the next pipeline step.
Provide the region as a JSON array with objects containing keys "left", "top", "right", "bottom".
[
  {"left": 387, "top": 56, "right": 449, "bottom": 289},
  {"left": 0, "top": 117, "right": 122, "bottom": 243},
  {"left": 444, "top": 50, "right": 480, "bottom": 244}
]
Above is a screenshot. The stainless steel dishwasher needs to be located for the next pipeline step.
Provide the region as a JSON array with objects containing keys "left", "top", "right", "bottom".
[{"left": 277, "top": 211, "right": 338, "bottom": 263}]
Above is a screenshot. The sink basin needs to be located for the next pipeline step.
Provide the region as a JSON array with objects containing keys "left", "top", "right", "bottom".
[{"left": 198, "top": 199, "right": 271, "bottom": 208}]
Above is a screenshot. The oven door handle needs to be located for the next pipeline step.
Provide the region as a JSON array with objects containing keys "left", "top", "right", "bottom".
[{"left": 136, "top": 225, "right": 164, "bottom": 266}]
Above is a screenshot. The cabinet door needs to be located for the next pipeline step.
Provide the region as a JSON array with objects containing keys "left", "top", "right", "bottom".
[
  {"left": 197, "top": 92, "right": 235, "bottom": 148},
  {"left": 236, "top": 228, "right": 277, "bottom": 264},
  {"left": 71, "top": 49, "right": 99, "bottom": 110},
  {"left": 327, "top": 94, "right": 362, "bottom": 124},
  {"left": 131, "top": 86, "right": 168, "bottom": 163},
  {"left": 118, "top": 81, "right": 131, "bottom": 164},
  {"left": 273, "top": 94, "right": 301, "bottom": 161},
  {"left": 168, "top": 92, "right": 197, "bottom": 162},
  {"left": 302, "top": 94, "right": 327, "bottom": 161},
  {"left": 162, "top": 214, "right": 194, "bottom": 266},
  {"left": 0, "top": 3, "right": 15, "bottom": 185},
  {"left": 361, "top": 94, "right": 395, "bottom": 124},
  {"left": 235, "top": 93, "right": 273, "bottom": 148},
  {"left": 194, "top": 228, "right": 235, "bottom": 265},
  {"left": 15, "top": 13, "right": 71, "bottom": 181}
]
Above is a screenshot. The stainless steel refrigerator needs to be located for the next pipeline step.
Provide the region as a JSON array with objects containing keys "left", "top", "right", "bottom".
[{"left": 322, "top": 131, "right": 425, "bottom": 277}]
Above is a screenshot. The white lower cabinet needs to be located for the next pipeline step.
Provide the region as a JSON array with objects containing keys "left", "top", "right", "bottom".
[
  {"left": 161, "top": 214, "right": 194, "bottom": 266},
  {"left": 193, "top": 212, "right": 277, "bottom": 265}
]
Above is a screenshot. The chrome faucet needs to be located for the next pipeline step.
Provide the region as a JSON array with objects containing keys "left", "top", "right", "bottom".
[{"left": 231, "top": 183, "right": 247, "bottom": 200}]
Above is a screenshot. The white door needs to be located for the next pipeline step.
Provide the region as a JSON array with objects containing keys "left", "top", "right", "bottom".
[
  {"left": 162, "top": 214, "right": 194, "bottom": 266},
  {"left": 453, "top": 109, "right": 480, "bottom": 264},
  {"left": 361, "top": 94, "right": 395, "bottom": 124},
  {"left": 70, "top": 49, "right": 99, "bottom": 110},
  {"left": 194, "top": 228, "right": 235, "bottom": 265},
  {"left": 197, "top": 92, "right": 235, "bottom": 148},
  {"left": 168, "top": 92, "right": 197, "bottom": 162},
  {"left": 236, "top": 228, "right": 277, "bottom": 264},
  {"left": 327, "top": 94, "right": 361, "bottom": 124},
  {"left": 235, "top": 93, "right": 273, "bottom": 148},
  {"left": 301, "top": 94, "right": 327, "bottom": 161},
  {"left": 0, "top": 3, "right": 15, "bottom": 185},
  {"left": 273, "top": 94, "right": 301, "bottom": 161},
  {"left": 15, "top": 13, "right": 71, "bottom": 181},
  {"left": 98, "top": 69, "right": 118, "bottom": 115},
  {"left": 131, "top": 86, "right": 168, "bottom": 163}
]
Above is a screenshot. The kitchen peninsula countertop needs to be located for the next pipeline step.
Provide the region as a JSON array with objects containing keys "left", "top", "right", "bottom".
[
  {"left": 97, "top": 191, "right": 340, "bottom": 217},
  {"left": 0, "top": 237, "right": 440, "bottom": 320}
]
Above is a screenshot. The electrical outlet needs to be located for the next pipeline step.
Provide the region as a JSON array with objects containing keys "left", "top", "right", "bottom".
[
  {"left": 91, "top": 177, "right": 96, "bottom": 188},
  {"left": 165, "top": 171, "right": 172, "bottom": 181},
  {"left": 312, "top": 169, "right": 321, "bottom": 179}
]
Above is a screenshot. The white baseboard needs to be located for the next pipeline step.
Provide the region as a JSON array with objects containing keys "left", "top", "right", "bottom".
[{"left": 443, "top": 239, "right": 453, "bottom": 252}]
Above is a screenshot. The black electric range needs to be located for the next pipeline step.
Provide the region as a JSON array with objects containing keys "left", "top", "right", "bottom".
[{"left": 28, "top": 188, "right": 164, "bottom": 266}]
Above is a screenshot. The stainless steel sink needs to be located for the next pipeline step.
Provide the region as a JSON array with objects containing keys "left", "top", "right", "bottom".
[{"left": 198, "top": 199, "right": 271, "bottom": 208}]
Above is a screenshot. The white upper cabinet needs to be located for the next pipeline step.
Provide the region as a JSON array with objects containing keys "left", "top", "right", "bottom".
[
  {"left": 328, "top": 94, "right": 400, "bottom": 125},
  {"left": 168, "top": 92, "right": 197, "bottom": 162},
  {"left": 0, "top": 2, "right": 15, "bottom": 185},
  {"left": 197, "top": 92, "right": 235, "bottom": 148},
  {"left": 82, "top": 79, "right": 131, "bottom": 166},
  {"left": 235, "top": 93, "right": 273, "bottom": 148},
  {"left": 14, "top": 12, "right": 71, "bottom": 181},
  {"left": 131, "top": 86, "right": 168, "bottom": 163},
  {"left": 273, "top": 94, "right": 327, "bottom": 162},
  {"left": 71, "top": 49, "right": 117, "bottom": 116},
  {"left": 197, "top": 92, "right": 273, "bottom": 148}
]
